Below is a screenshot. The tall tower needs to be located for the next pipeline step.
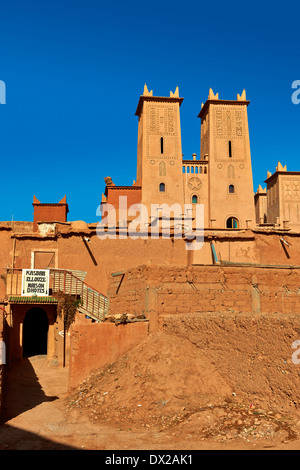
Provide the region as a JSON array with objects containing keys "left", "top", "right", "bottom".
[
  {"left": 198, "top": 89, "right": 255, "bottom": 229},
  {"left": 135, "top": 85, "right": 185, "bottom": 211}
]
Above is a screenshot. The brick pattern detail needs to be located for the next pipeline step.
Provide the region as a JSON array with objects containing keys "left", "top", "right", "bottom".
[{"left": 108, "top": 265, "right": 300, "bottom": 319}]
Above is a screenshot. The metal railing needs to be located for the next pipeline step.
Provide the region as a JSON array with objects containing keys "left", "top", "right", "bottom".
[{"left": 6, "top": 268, "right": 108, "bottom": 322}]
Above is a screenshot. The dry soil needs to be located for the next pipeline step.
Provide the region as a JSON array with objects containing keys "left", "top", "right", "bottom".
[{"left": 1, "top": 332, "right": 300, "bottom": 451}]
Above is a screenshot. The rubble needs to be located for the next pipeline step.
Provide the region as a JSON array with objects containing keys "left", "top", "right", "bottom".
[{"left": 65, "top": 332, "right": 300, "bottom": 444}]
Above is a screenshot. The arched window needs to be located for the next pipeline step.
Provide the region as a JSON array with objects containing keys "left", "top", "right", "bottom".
[
  {"left": 226, "top": 217, "right": 239, "bottom": 229},
  {"left": 159, "top": 182, "right": 165, "bottom": 192},
  {"left": 192, "top": 195, "right": 198, "bottom": 204},
  {"left": 229, "top": 184, "right": 235, "bottom": 194}
]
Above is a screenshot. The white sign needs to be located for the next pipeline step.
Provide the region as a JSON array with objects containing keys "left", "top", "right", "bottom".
[
  {"left": 21, "top": 269, "right": 50, "bottom": 296},
  {"left": 0, "top": 340, "right": 6, "bottom": 365}
]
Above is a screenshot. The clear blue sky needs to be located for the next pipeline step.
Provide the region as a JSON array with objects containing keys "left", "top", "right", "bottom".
[{"left": 0, "top": 0, "right": 299, "bottom": 222}]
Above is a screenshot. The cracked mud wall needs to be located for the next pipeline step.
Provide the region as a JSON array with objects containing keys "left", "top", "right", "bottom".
[
  {"left": 106, "top": 265, "right": 300, "bottom": 411},
  {"left": 108, "top": 265, "right": 300, "bottom": 319}
]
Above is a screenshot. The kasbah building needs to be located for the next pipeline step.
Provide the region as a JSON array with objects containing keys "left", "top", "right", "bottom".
[{"left": 1, "top": 84, "right": 300, "bottom": 406}]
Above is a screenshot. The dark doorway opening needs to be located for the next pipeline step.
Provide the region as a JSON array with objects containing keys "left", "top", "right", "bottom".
[{"left": 23, "top": 307, "right": 49, "bottom": 357}]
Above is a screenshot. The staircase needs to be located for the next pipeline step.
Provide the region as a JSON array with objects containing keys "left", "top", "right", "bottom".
[
  {"left": 50, "top": 269, "right": 108, "bottom": 322},
  {"left": 6, "top": 267, "right": 108, "bottom": 322}
]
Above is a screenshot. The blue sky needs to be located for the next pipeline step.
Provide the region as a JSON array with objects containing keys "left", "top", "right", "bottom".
[{"left": 0, "top": 0, "right": 299, "bottom": 222}]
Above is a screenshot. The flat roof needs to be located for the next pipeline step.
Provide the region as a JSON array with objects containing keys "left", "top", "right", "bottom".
[
  {"left": 264, "top": 171, "right": 300, "bottom": 184},
  {"left": 198, "top": 99, "right": 250, "bottom": 119},
  {"left": 135, "top": 95, "right": 184, "bottom": 116}
]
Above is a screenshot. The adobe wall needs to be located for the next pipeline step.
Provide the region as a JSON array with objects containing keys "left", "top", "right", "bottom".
[
  {"left": 69, "top": 264, "right": 300, "bottom": 409},
  {"left": 0, "top": 309, "right": 4, "bottom": 418},
  {"left": 33, "top": 204, "right": 68, "bottom": 232},
  {"left": 1, "top": 229, "right": 189, "bottom": 298},
  {"left": 1, "top": 221, "right": 300, "bottom": 302},
  {"left": 68, "top": 322, "right": 149, "bottom": 389},
  {"left": 105, "top": 186, "right": 142, "bottom": 209},
  {"left": 107, "top": 264, "right": 300, "bottom": 324},
  {"left": 105, "top": 264, "right": 300, "bottom": 410}
]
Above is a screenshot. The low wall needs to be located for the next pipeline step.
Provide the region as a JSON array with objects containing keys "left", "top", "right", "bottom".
[
  {"left": 68, "top": 322, "right": 149, "bottom": 389},
  {"left": 0, "top": 309, "right": 4, "bottom": 419},
  {"left": 108, "top": 265, "right": 300, "bottom": 327},
  {"left": 68, "top": 264, "right": 300, "bottom": 410},
  {"left": 106, "top": 265, "right": 300, "bottom": 410}
]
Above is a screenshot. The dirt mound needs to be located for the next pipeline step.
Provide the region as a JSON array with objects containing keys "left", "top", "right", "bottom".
[
  {"left": 66, "top": 332, "right": 233, "bottom": 430},
  {"left": 65, "top": 330, "right": 300, "bottom": 444}
]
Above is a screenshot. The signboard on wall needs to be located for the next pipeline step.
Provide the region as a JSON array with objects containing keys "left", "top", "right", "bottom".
[{"left": 21, "top": 269, "right": 50, "bottom": 296}]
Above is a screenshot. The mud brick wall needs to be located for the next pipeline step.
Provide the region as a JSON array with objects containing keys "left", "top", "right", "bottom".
[
  {"left": 0, "top": 309, "right": 4, "bottom": 417},
  {"left": 107, "top": 265, "right": 300, "bottom": 322},
  {"left": 68, "top": 322, "right": 149, "bottom": 389},
  {"left": 108, "top": 268, "right": 149, "bottom": 317}
]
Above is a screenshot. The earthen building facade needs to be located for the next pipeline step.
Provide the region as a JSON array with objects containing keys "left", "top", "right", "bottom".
[{"left": 1, "top": 85, "right": 300, "bottom": 405}]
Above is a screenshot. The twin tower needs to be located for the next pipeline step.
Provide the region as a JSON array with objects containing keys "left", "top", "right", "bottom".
[{"left": 104, "top": 84, "right": 256, "bottom": 229}]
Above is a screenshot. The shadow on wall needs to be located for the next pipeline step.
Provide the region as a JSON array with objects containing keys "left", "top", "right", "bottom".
[{"left": 1, "top": 358, "right": 58, "bottom": 423}]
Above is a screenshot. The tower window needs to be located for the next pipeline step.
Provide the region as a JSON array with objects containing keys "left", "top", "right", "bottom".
[
  {"left": 226, "top": 217, "right": 239, "bottom": 229},
  {"left": 159, "top": 182, "right": 165, "bottom": 192},
  {"left": 229, "top": 184, "right": 235, "bottom": 194},
  {"left": 228, "top": 140, "right": 232, "bottom": 158},
  {"left": 160, "top": 137, "right": 164, "bottom": 154},
  {"left": 192, "top": 195, "right": 198, "bottom": 204}
]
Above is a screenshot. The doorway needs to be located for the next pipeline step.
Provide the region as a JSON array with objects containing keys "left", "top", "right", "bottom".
[{"left": 23, "top": 307, "right": 49, "bottom": 357}]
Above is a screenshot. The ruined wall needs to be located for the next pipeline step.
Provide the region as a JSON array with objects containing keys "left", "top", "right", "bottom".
[
  {"left": 68, "top": 322, "right": 149, "bottom": 389},
  {"left": 108, "top": 264, "right": 300, "bottom": 324},
  {"left": 105, "top": 264, "right": 300, "bottom": 410},
  {"left": 70, "top": 265, "right": 300, "bottom": 409}
]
